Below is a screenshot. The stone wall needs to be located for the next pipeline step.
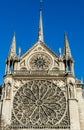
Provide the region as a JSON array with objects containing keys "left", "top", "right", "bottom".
[{"left": 77, "top": 87, "right": 84, "bottom": 130}]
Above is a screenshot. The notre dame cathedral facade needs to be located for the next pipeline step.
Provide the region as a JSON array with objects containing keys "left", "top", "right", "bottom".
[{"left": 0, "top": 4, "right": 84, "bottom": 130}]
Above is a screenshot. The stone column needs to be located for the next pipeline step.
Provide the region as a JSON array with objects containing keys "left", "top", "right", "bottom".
[{"left": 69, "top": 99, "right": 80, "bottom": 130}]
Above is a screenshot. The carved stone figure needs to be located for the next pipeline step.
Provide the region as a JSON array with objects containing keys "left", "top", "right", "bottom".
[
  {"left": 6, "top": 83, "right": 11, "bottom": 99},
  {"left": 69, "top": 82, "right": 74, "bottom": 99}
]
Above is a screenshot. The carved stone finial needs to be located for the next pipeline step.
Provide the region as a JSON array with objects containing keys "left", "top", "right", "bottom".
[
  {"left": 59, "top": 48, "right": 62, "bottom": 58},
  {"left": 81, "top": 77, "right": 83, "bottom": 84},
  {"left": 18, "top": 47, "right": 21, "bottom": 57}
]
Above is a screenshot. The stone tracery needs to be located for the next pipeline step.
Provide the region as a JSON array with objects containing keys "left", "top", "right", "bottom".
[
  {"left": 12, "top": 80, "right": 68, "bottom": 128},
  {"left": 29, "top": 53, "right": 52, "bottom": 70}
]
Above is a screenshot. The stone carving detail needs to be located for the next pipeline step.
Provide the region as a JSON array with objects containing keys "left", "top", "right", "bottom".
[
  {"left": 0, "top": 119, "right": 11, "bottom": 130},
  {"left": 6, "top": 83, "right": 11, "bottom": 99},
  {"left": 12, "top": 80, "right": 69, "bottom": 128},
  {"left": 1, "top": 86, "right": 5, "bottom": 99},
  {"left": 13, "top": 80, "right": 28, "bottom": 91},
  {"left": 53, "top": 80, "right": 66, "bottom": 91},
  {"left": 68, "top": 81, "right": 74, "bottom": 99},
  {"left": 56, "top": 80, "right": 65, "bottom": 87},
  {"left": 29, "top": 53, "right": 52, "bottom": 70}
]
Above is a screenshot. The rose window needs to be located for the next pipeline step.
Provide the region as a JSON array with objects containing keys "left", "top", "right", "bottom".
[
  {"left": 34, "top": 57, "right": 46, "bottom": 68},
  {"left": 29, "top": 53, "right": 52, "bottom": 70},
  {"left": 12, "top": 80, "right": 67, "bottom": 128}
]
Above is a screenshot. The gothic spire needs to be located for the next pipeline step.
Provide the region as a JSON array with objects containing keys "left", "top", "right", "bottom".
[
  {"left": 64, "top": 32, "right": 72, "bottom": 59},
  {"left": 8, "top": 32, "right": 16, "bottom": 59},
  {"left": 38, "top": 0, "right": 44, "bottom": 42}
]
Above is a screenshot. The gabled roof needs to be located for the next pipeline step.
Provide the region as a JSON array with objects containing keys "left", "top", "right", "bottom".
[{"left": 21, "top": 41, "right": 59, "bottom": 60}]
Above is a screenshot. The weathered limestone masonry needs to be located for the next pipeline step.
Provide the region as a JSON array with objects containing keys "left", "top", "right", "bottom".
[{"left": 0, "top": 3, "right": 84, "bottom": 130}]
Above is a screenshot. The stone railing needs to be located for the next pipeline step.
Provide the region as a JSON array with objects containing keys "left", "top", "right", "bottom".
[{"left": 12, "top": 70, "right": 65, "bottom": 76}]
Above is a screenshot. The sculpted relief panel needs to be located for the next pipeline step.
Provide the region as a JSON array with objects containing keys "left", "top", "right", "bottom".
[{"left": 12, "top": 80, "right": 70, "bottom": 128}]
